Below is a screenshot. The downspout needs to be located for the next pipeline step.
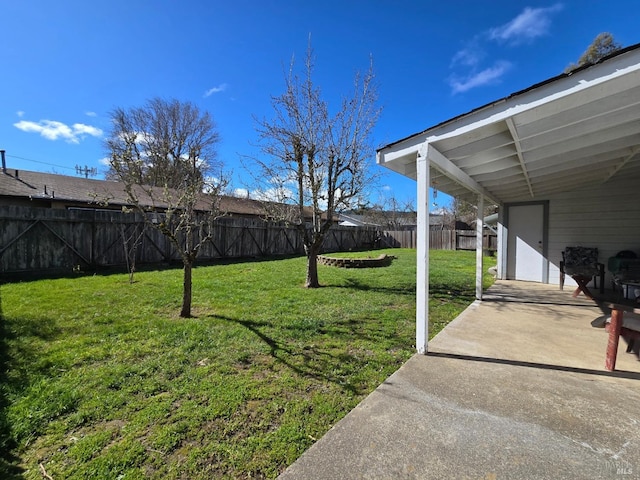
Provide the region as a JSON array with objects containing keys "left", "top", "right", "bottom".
[{"left": 483, "top": 213, "right": 498, "bottom": 235}]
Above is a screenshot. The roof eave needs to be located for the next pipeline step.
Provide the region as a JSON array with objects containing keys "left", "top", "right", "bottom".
[{"left": 377, "top": 42, "right": 640, "bottom": 155}]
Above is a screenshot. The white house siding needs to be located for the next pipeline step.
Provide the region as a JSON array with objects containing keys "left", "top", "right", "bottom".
[{"left": 545, "top": 174, "right": 640, "bottom": 287}]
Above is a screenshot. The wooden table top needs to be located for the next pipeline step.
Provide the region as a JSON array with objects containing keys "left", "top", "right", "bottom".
[
  {"left": 601, "top": 303, "right": 640, "bottom": 315},
  {"left": 595, "top": 292, "right": 640, "bottom": 314}
]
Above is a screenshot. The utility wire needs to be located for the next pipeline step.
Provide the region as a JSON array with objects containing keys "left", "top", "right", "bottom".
[{"left": 6, "top": 154, "right": 78, "bottom": 171}]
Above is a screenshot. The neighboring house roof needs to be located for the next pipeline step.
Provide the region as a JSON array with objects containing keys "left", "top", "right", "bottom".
[
  {"left": 338, "top": 213, "right": 381, "bottom": 227},
  {"left": 0, "top": 168, "right": 122, "bottom": 205},
  {"left": 0, "top": 168, "right": 312, "bottom": 218},
  {"left": 339, "top": 210, "right": 417, "bottom": 228},
  {"left": 0, "top": 168, "right": 252, "bottom": 213},
  {"left": 377, "top": 42, "right": 640, "bottom": 205}
]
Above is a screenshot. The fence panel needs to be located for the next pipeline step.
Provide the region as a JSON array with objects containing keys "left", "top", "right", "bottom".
[
  {"left": 0, "top": 205, "right": 499, "bottom": 276},
  {"left": 0, "top": 206, "right": 377, "bottom": 276},
  {"left": 379, "top": 230, "right": 415, "bottom": 248},
  {"left": 430, "top": 230, "right": 454, "bottom": 250},
  {"left": 456, "top": 231, "right": 477, "bottom": 250},
  {"left": 0, "top": 206, "right": 95, "bottom": 271},
  {"left": 381, "top": 228, "right": 496, "bottom": 251}
]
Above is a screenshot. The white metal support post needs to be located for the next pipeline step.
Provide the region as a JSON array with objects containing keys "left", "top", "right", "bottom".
[
  {"left": 497, "top": 210, "right": 506, "bottom": 280},
  {"left": 416, "top": 150, "right": 430, "bottom": 354},
  {"left": 475, "top": 194, "right": 484, "bottom": 300}
]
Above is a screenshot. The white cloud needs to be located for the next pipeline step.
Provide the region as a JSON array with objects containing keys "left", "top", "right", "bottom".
[
  {"left": 16, "top": 110, "right": 25, "bottom": 117},
  {"left": 449, "top": 61, "right": 512, "bottom": 94},
  {"left": 489, "top": 4, "right": 563, "bottom": 44},
  {"left": 85, "top": 111, "right": 97, "bottom": 117},
  {"left": 99, "top": 157, "right": 111, "bottom": 166},
  {"left": 252, "top": 186, "right": 293, "bottom": 203},
  {"left": 204, "top": 83, "right": 228, "bottom": 97},
  {"left": 233, "top": 188, "right": 250, "bottom": 198},
  {"left": 451, "top": 40, "right": 485, "bottom": 69},
  {"left": 14, "top": 119, "right": 103, "bottom": 144},
  {"left": 448, "top": 4, "right": 563, "bottom": 94},
  {"left": 230, "top": 187, "right": 269, "bottom": 200},
  {"left": 73, "top": 123, "right": 103, "bottom": 137}
]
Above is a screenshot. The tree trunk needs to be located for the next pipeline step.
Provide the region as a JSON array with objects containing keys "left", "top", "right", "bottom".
[
  {"left": 180, "top": 260, "right": 193, "bottom": 317},
  {"left": 305, "top": 246, "right": 321, "bottom": 288}
]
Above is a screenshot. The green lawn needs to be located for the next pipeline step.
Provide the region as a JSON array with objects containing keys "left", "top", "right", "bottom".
[{"left": 0, "top": 249, "right": 494, "bottom": 479}]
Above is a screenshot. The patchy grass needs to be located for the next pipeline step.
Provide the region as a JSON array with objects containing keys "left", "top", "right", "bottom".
[{"left": 0, "top": 249, "right": 494, "bottom": 479}]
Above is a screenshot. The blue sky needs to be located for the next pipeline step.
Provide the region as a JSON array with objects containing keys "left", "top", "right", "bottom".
[{"left": 2, "top": 1, "right": 639, "bottom": 209}]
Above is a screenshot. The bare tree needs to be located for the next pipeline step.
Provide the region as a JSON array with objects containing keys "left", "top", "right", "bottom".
[
  {"left": 450, "top": 197, "right": 497, "bottom": 229},
  {"left": 105, "top": 98, "right": 226, "bottom": 317},
  {"left": 253, "top": 46, "right": 381, "bottom": 287},
  {"left": 565, "top": 32, "right": 622, "bottom": 72},
  {"left": 120, "top": 220, "right": 146, "bottom": 284},
  {"left": 451, "top": 197, "right": 476, "bottom": 224},
  {"left": 359, "top": 195, "right": 416, "bottom": 229}
]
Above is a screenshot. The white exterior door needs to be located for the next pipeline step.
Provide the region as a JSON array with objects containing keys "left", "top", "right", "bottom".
[{"left": 507, "top": 204, "right": 545, "bottom": 282}]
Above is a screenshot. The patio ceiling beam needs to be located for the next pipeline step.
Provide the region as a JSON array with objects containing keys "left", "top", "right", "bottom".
[
  {"left": 518, "top": 98, "right": 640, "bottom": 145},
  {"left": 525, "top": 154, "right": 619, "bottom": 176},
  {"left": 525, "top": 145, "right": 632, "bottom": 170},
  {"left": 514, "top": 78, "right": 640, "bottom": 139},
  {"left": 473, "top": 165, "right": 530, "bottom": 181},
  {"left": 437, "top": 130, "right": 514, "bottom": 160},
  {"left": 419, "top": 143, "right": 500, "bottom": 205},
  {"left": 463, "top": 157, "right": 521, "bottom": 176},
  {"left": 602, "top": 146, "right": 640, "bottom": 184},
  {"left": 523, "top": 125, "right": 639, "bottom": 164},
  {"left": 454, "top": 146, "right": 517, "bottom": 168},
  {"left": 506, "top": 117, "right": 534, "bottom": 198}
]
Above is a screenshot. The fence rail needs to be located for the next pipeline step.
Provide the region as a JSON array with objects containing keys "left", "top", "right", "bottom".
[{"left": 0, "top": 206, "right": 378, "bottom": 276}]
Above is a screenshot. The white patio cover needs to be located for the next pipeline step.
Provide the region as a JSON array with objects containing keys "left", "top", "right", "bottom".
[{"left": 377, "top": 44, "right": 640, "bottom": 353}]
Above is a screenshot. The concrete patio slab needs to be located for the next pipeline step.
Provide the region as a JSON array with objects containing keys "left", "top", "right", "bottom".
[{"left": 279, "top": 281, "right": 640, "bottom": 479}]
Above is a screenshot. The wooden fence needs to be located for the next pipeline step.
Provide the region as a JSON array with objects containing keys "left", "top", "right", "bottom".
[
  {"left": 0, "top": 206, "right": 378, "bottom": 276},
  {"left": 380, "top": 229, "right": 497, "bottom": 251}
]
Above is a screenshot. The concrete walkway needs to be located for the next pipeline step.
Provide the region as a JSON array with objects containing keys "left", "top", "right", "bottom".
[{"left": 279, "top": 281, "right": 640, "bottom": 479}]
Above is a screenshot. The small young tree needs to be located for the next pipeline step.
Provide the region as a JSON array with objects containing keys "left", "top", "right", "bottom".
[
  {"left": 105, "top": 98, "right": 225, "bottom": 317},
  {"left": 253, "top": 46, "right": 381, "bottom": 287},
  {"left": 120, "top": 220, "right": 146, "bottom": 284}
]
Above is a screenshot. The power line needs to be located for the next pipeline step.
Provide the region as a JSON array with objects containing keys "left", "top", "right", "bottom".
[{"left": 6, "top": 154, "right": 78, "bottom": 171}]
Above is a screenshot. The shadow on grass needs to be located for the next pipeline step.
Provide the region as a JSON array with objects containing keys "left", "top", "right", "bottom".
[
  {"left": 429, "top": 283, "right": 477, "bottom": 300},
  {"left": 0, "top": 284, "right": 25, "bottom": 478},
  {"left": 338, "top": 277, "right": 415, "bottom": 296},
  {"left": 0, "top": 254, "right": 304, "bottom": 285},
  {"left": 212, "top": 314, "right": 373, "bottom": 395},
  {"left": 340, "top": 277, "right": 478, "bottom": 301}
]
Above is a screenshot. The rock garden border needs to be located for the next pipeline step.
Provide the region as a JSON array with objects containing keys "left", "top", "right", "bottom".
[{"left": 317, "top": 253, "right": 395, "bottom": 268}]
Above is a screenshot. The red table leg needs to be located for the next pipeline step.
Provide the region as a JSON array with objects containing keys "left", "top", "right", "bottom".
[{"left": 605, "top": 309, "right": 623, "bottom": 371}]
